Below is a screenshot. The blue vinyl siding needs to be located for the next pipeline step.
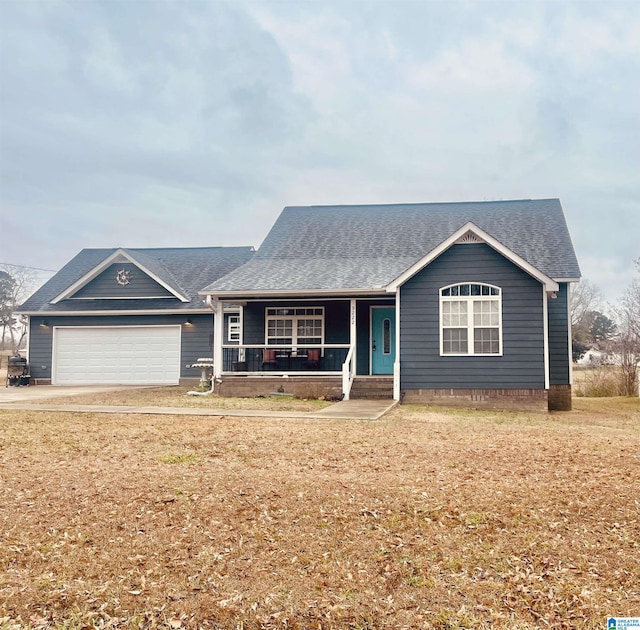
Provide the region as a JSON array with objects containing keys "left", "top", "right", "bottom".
[
  {"left": 400, "top": 244, "right": 545, "bottom": 389},
  {"left": 72, "top": 263, "right": 175, "bottom": 299},
  {"left": 28, "top": 314, "right": 213, "bottom": 380},
  {"left": 242, "top": 303, "right": 266, "bottom": 346},
  {"left": 548, "top": 283, "right": 570, "bottom": 385}
]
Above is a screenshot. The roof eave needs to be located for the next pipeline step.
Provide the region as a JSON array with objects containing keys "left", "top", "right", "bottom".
[
  {"left": 17, "top": 308, "right": 212, "bottom": 316},
  {"left": 199, "top": 287, "right": 389, "bottom": 299}
]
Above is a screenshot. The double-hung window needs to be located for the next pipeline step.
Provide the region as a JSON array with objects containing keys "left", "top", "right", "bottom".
[
  {"left": 227, "top": 314, "right": 241, "bottom": 342},
  {"left": 440, "top": 283, "right": 502, "bottom": 355},
  {"left": 265, "top": 307, "right": 324, "bottom": 347}
]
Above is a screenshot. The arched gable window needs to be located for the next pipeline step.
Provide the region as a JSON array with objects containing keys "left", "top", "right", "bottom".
[{"left": 440, "top": 283, "right": 502, "bottom": 356}]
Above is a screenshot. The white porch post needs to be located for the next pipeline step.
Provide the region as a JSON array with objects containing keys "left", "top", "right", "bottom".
[
  {"left": 213, "top": 298, "right": 224, "bottom": 380},
  {"left": 350, "top": 298, "right": 357, "bottom": 374},
  {"left": 24, "top": 315, "right": 30, "bottom": 362},
  {"left": 394, "top": 288, "right": 401, "bottom": 401},
  {"left": 341, "top": 299, "right": 358, "bottom": 401}
]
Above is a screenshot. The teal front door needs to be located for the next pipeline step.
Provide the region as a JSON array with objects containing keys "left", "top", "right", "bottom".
[{"left": 371, "top": 307, "right": 396, "bottom": 374}]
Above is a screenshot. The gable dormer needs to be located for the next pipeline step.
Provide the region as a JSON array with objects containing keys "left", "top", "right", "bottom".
[
  {"left": 69, "top": 261, "right": 176, "bottom": 299},
  {"left": 386, "top": 222, "right": 559, "bottom": 294},
  {"left": 50, "top": 249, "right": 189, "bottom": 304}
]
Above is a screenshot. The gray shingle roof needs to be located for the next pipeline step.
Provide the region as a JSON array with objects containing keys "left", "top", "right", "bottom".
[
  {"left": 20, "top": 246, "right": 255, "bottom": 313},
  {"left": 202, "top": 199, "right": 580, "bottom": 295}
]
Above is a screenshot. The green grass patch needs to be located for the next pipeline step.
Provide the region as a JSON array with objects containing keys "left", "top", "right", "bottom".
[{"left": 158, "top": 452, "right": 200, "bottom": 465}]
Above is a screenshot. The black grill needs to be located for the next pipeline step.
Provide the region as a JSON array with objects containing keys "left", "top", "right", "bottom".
[{"left": 5, "top": 355, "right": 30, "bottom": 387}]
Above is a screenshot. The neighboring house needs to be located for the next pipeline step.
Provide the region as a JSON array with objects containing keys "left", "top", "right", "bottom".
[
  {"left": 200, "top": 199, "right": 580, "bottom": 411},
  {"left": 19, "top": 198, "right": 580, "bottom": 411},
  {"left": 18, "top": 247, "right": 254, "bottom": 386},
  {"left": 576, "top": 349, "right": 622, "bottom": 367},
  {"left": 576, "top": 348, "right": 607, "bottom": 366}
]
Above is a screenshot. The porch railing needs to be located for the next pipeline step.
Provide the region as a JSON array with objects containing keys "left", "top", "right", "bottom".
[
  {"left": 341, "top": 345, "right": 356, "bottom": 400},
  {"left": 222, "top": 345, "right": 350, "bottom": 373}
]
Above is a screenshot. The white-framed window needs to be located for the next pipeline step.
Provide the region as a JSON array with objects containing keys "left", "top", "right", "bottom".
[
  {"left": 265, "top": 307, "right": 324, "bottom": 346},
  {"left": 440, "top": 283, "right": 502, "bottom": 356},
  {"left": 228, "top": 314, "right": 241, "bottom": 342}
]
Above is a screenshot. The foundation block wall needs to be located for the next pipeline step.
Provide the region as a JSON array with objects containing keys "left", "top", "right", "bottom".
[
  {"left": 548, "top": 384, "right": 572, "bottom": 411},
  {"left": 217, "top": 376, "right": 343, "bottom": 400},
  {"left": 401, "top": 388, "right": 548, "bottom": 412}
]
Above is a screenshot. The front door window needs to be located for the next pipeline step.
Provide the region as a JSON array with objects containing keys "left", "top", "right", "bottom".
[{"left": 383, "top": 318, "right": 391, "bottom": 354}]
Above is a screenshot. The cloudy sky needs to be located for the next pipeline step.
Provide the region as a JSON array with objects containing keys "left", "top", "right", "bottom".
[{"left": 1, "top": 0, "right": 638, "bottom": 302}]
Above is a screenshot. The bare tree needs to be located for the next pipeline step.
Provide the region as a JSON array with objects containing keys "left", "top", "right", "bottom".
[
  {"left": 570, "top": 279, "right": 603, "bottom": 327},
  {"left": 570, "top": 279, "right": 609, "bottom": 361},
  {"left": 0, "top": 264, "right": 38, "bottom": 353},
  {"left": 613, "top": 258, "right": 640, "bottom": 395},
  {"left": 621, "top": 258, "right": 640, "bottom": 339},
  {"left": 0, "top": 270, "right": 15, "bottom": 347}
]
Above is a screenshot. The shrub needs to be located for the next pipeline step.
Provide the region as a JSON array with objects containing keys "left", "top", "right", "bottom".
[{"left": 574, "top": 366, "right": 623, "bottom": 397}]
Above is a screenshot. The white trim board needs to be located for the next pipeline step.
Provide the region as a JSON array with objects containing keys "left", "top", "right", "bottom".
[{"left": 543, "top": 290, "right": 550, "bottom": 390}]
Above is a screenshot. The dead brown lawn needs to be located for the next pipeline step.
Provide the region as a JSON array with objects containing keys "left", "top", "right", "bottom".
[{"left": 0, "top": 397, "right": 638, "bottom": 629}]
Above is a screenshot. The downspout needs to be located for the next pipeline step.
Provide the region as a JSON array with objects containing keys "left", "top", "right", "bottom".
[{"left": 187, "top": 295, "right": 217, "bottom": 396}]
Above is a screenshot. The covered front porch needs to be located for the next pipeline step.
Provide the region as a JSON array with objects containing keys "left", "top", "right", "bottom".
[{"left": 210, "top": 296, "right": 399, "bottom": 400}]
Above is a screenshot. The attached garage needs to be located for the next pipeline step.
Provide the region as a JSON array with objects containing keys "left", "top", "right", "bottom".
[{"left": 52, "top": 326, "right": 181, "bottom": 385}]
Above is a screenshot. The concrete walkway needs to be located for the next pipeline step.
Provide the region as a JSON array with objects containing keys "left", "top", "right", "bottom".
[{"left": 0, "top": 386, "right": 397, "bottom": 420}]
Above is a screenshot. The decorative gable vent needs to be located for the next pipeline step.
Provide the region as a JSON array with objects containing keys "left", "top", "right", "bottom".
[{"left": 455, "top": 230, "right": 484, "bottom": 245}]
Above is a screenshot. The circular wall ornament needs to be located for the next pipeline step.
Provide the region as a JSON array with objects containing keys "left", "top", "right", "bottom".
[{"left": 115, "top": 269, "right": 132, "bottom": 286}]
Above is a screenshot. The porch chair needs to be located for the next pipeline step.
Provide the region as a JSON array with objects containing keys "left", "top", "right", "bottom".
[
  {"left": 262, "top": 348, "right": 277, "bottom": 370},
  {"left": 306, "top": 348, "right": 320, "bottom": 369}
]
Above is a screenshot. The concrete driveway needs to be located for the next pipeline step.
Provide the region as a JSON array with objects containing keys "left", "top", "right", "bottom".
[{"left": 0, "top": 384, "right": 152, "bottom": 403}]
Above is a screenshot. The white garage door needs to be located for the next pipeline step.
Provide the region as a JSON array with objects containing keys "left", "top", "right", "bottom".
[{"left": 53, "top": 326, "right": 181, "bottom": 385}]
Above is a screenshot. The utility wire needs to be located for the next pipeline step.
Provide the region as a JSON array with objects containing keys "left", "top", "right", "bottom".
[{"left": 0, "top": 262, "right": 57, "bottom": 273}]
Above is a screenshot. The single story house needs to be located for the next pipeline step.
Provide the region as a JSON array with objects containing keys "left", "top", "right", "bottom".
[{"left": 19, "top": 198, "right": 580, "bottom": 411}]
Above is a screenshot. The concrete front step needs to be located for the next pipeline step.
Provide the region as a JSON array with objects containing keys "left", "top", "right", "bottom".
[{"left": 349, "top": 377, "right": 394, "bottom": 400}]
